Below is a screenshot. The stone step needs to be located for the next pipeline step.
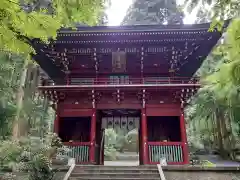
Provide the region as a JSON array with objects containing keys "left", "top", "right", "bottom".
[
  {"left": 116, "top": 153, "right": 139, "bottom": 161},
  {"left": 73, "top": 169, "right": 158, "bottom": 173},
  {"left": 71, "top": 165, "right": 160, "bottom": 180},
  {"left": 69, "top": 178, "right": 160, "bottom": 180},
  {"left": 103, "top": 161, "right": 139, "bottom": 166},
  {"left": 71, "top": 165, "right": 240, "bottom": 180},
  {"left": 74, "top": 165, "right": 157, "bottom": 170},
  {"left": 71, "top": 172, "right": 160, "bottom": 178}
]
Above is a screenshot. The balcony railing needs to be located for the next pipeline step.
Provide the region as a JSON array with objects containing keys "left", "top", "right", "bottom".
[
  {"left": 63, "top": 142, "right": 90, "bottom": 163},
  {"left": 44, "top": 77, "right": 199, "bottom": 86},
  {"left": 148, "top": 142, "right": 184, "bottom": 165}
]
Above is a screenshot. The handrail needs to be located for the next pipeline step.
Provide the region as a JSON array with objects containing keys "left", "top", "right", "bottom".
[
  {"left": 63, "top": 142, "right": 91, "bottom": 146},
  {"left": 157, "top": 164, "right": 166, "bottom": 180},
  {"left": 43, "top": 77, "right": 200, "bottom": 86},
  {"left": 63, "top": 158, "right": 75, "bottom": 180},
  {"left": 99, "top": 129, "right": 105, "bottom": 164},
  {"left": 39, "top": 83, "right": 200, "bottom": 90},
  {"left": 148, "top": 142, "right": 183, "bottom": 146},
  {"left": 75, "top": 77, "right": 198, "bottom": 84}
]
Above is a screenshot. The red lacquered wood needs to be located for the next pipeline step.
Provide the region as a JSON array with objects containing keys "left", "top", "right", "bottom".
[
  {"left": 59, "top": 108, "right": 92, "bottom": 117},
  {"left": 89, "top": 109, "right": 97, "bottom": 163},
  {"left": 97, "top": 103, "right": 141, "bottom": 109},
  {"left": 180, "top": 112, "right": 189, "bottom": 164},
  {"left": 148, "top": 142, "right": 183, "bottom": 146},
  {"left": 146, "top": 105, "right": 181, "bottom": 116},
  {"left": 141, "top": 108, "right": 149, "bottom": 164}
]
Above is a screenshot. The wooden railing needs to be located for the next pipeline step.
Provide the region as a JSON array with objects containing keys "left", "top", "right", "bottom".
[
  {"left": 43, "top": 77, "right": 199, "bottom": 86},
  {"left": 148, "top": 142, "right": 184, "bottom": 164},
  {"left": 69, "top": 77, "right": 199, "bottom": 85},
  {"left": 64, "top": 142, "right": 90, "bottom": 163}
]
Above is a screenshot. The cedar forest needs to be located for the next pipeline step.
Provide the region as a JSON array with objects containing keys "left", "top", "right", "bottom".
[{"left": 0, "top": 0, "right": 240, "bottom": 178}]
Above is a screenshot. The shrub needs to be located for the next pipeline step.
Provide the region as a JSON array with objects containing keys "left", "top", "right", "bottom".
[{"left": 0, "top": 133, "right": 65, "bottom": 180}]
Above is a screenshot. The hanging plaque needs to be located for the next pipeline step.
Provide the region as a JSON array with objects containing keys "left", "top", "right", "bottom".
[{"left": 112, "top": 51, "right": 126, "bottom": 72}]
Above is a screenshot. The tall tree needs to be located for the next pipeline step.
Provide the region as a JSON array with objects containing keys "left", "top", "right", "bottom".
[
  {"left": 121, "top": 0, "right": 184, "bottom": 25},
  {"left": 184, "top": 2, "right": 240, "bottom": 157},
  {"left": 0, "top": 0, "right": 107, "bottom": 55},
  {"left": 0, "top": 0, "right": 107, "bottom": 138}
]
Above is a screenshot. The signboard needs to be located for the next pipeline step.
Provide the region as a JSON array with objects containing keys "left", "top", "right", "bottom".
[{"left": 112, "top": 51, "right": 126, "bottom": 72}]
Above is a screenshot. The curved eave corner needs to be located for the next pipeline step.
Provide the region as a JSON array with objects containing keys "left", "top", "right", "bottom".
[{"left": 178, "top": 22, "right": 228, "bottom": 77}]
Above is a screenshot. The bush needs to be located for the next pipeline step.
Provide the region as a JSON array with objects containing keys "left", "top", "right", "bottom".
[{"left": 0, "top": 133, "right": 65, "bottom": 180}]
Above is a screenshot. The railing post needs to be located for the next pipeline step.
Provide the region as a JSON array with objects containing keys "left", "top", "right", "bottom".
[
  {"left": 89, "top": 108, "right": 96, "bottom": 164},
  {"left": 180, "top": 112, "right": 189, "bottom": 164},
  {"left": 141, "top": 108, "right": 148, "bottom": 164}
]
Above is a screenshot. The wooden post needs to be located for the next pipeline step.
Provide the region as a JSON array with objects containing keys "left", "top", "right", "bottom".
[
  {"left": 89, "top": 109, "right": 96, "bottom": 163},
  {"left": 180, "top": 112, "right": 189, "bottom": 164},
  {"left": 141, "top": 108, "right": 148, "bottom": 164},
  {"left": 65, "top": 71, "right": 70, "bottom": 85}
]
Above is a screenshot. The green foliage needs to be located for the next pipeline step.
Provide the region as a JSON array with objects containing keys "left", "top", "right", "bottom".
[
  {"left": 104, "top": 128, "right": 139, "bottom": 160},
  {"left": 0, "top": 103, "right": 16, "bottom": 139},
  {"left": 0, "top": 140, "right": 22, "bottom": 170},
  {"left": 201, "top": 160, "right": 216, "bottom": 167},
  {"left": 0, "top": 53, "right": 55, "bottom": 138},
  {"left": 104, "top": 129, "right": 118, "bottom": 160},
  {"left": 184, "top": 0, "right": 239, "bottom": 19},
  {"left": 0, "top": 133, "right": 64, "bottom": 180},
  {"left": 121, "top": 0, "right": 184, "bottom": 25},
  {"left": 0, "top": 0, "right": 107, "bottom": 56},
  {"left": 183, "top": 0, "right": 240, "bottom": 159}
]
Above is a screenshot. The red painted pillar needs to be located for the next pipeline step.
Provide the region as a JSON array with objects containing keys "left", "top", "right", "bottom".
[
  {"left": 180, "top": 112, "right": 189, "bottom": 164},
  {"left": 65, "top": 71, "right": 70, "bottom": 85},
  {"left": 89, "top": 109, "right": 97, "bottom": 163},
  {"left": 141, "top": 108, "right": 148, "bottom": 164}
]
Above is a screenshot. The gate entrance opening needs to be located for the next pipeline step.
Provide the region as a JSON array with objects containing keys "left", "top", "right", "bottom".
[{"left": 96, "top": 109, "right": 141, "bottom": 166}]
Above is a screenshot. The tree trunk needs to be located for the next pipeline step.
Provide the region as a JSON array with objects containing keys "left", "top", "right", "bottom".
[
  {"left": 212, "top": 113, "right": 218, "bottom": 149},
  {"left": 12, "top": 59, "right": 28, "bottom": 139},
  {"left": 225, "top": 110, "right": 236, "bottom": 159},
  {"left": 215, "top": 109, "right": 225, "bottom": 156}
]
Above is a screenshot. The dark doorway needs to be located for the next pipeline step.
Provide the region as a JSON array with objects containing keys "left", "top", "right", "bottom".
[
  {"left": 147, "top": 116, "right": 181, "bottom": 142},
  {"left": 59, "top": 117, "right": 91, "bottom": 142},
  {"left": 96, "top": 109, "right": 141, "bottom": 166}
]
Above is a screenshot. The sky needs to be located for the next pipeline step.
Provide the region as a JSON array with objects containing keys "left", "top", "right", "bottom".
[{"left": 106, "top": 0, "right": 199, "bottom": 26}]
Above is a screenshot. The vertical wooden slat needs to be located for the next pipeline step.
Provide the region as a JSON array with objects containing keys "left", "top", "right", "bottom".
[
  {"left": 66, "top": 145, "right": 90, "bottom": 163},
  {"left": 148, "top": 144, "right": 184, "bottom": 163}
]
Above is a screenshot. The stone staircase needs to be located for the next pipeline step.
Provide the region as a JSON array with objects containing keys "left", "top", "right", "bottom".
[
  {"left": 69, "top": 165, "right": 160, "bottom": 180},
  {"left": 68, "top": 165, "right": 240, "bottom": 180}
]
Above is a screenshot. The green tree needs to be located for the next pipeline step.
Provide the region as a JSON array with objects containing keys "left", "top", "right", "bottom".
[
  {"left": 0, "top": 0, "right": 108, "bottom": 138},
  {"left": 121, "top": 0, "right": 183, "bottom": 25},
  {"left": 182, "top": 0, "right": 240, "bottom": 159},
  {"left": 0, "top": 0, "right": 107, "bottom": 55}
]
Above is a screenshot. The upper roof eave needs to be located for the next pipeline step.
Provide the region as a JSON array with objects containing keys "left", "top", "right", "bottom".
[{"left": 59, "top": 19, "right": 231, "bottom": 34}]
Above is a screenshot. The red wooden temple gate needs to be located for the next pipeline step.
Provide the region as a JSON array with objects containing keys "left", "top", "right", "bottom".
[{"left": 33, "top": 23, "right": 226, "bottom": 165}]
